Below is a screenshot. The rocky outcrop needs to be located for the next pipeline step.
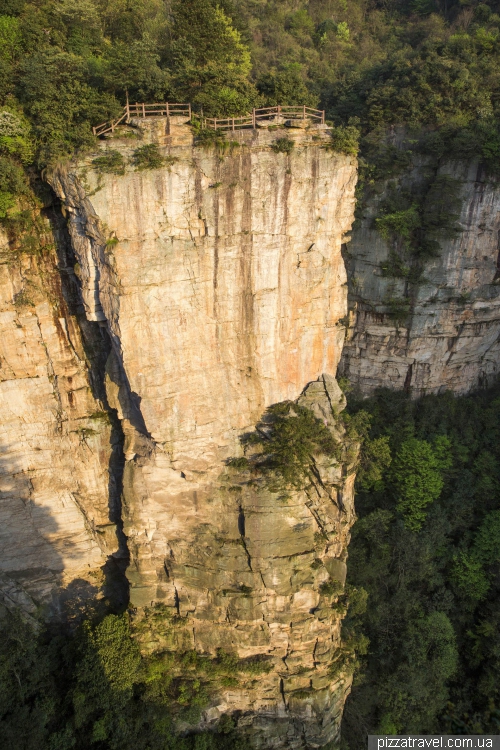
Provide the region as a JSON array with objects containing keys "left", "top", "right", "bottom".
[
  {"left": 49, "top": 120, "right": 358, "bottom": 747},
  {"left": 339, "top": 160, "right": 500, "bottom": 395},
  {"left": 0, "top": 218, "right": 124, "bottom": 620}
]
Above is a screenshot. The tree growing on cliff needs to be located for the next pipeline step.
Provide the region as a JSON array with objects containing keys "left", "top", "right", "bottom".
[{"left": 239, "top": 401, "right": 340, "bottom": 490}]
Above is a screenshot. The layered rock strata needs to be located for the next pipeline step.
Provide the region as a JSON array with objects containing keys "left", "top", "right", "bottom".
[
  {"left": 0, "top": 219, "right": 123, "bottom": 619},
  {"left": 50, "top": 120, "right": 358, "bottom": 747},
  {"left": 340, "top": 160, "right": 500, "bottom": 395}
]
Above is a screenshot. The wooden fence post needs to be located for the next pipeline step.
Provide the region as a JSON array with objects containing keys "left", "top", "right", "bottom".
[
  {"left": 232, "top": 118, "right": 235, "bottom": 131},
  {"left": 303, "top": 104, "right": 306, "bottom": 119},
  {"left": 188, "top": 103, "right": 192, "bottom": 120},
  {"left": 214, "top": 118, "right": 217, "bottom": 131},
  {"left": 322, "top": 110, "right": 325, "bottom": 124},
  {"left": 125, "top": 90, "right": 130, "bottom": 120},
  {"left": 252, "top": 109, "right": 256, "bottom": 128},
  {"left": 166, "top": 102, "right": 169, "bottom": 118},
  {"left": 142, "top": 102, "right": 146, "bottom": 118}
]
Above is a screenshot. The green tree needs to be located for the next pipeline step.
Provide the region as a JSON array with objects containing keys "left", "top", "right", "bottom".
[
  {"left": 381, "top": 612, "right": 458, "bottom": 732},
  {"left": 357, "top": 436, "right": 392, "bottom": 491},
  {"left": 0, "top": 612, "right": 59, "bottom": 749},
  {"left": 241, "top": 400, "right": 340, "bottom": 490},
  {"left": 169, "top": 0, "right": 257, "bottom": 115},
  {"left": 0, "top": 15, "right": 21, "bottom": 60},
  {"left": 391, "top": 437, "right": 445, "bottom": 530},
  {"left": 451, "top": 551, "right": 490, "bottom": 601},
  {"left": 18, "top": 49, "right": 120, "bottom": 165},
  {"left": 96, "top": 35, "right": 170, "bottom": 101},
  {"left": 256, "top": 64, "right": 318, "bottom": 107},
  {"left": 0, "top": 153, "right": 29, "bottom": 220},
  {"left": 473, "top": 510, "right": 500, "bottom": 565},
  {"left": 72, "top": 614, "right": 141, "bottom": 740}
]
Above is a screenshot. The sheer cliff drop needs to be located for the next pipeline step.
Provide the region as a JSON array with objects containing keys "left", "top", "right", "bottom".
[{"left": 50, "top": 118, "right": 358, "bottom": 747}]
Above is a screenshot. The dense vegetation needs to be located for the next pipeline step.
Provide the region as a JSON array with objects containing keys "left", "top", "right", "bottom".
[
  {"left": 3, "top": 1, "right": 500, "bottom": 168},
  {"left": 341, "top": 385, "right": 500, "bottom": 745},
  {"left": 4, "top": 0, "right": 500, "bottom": 247},
  {"left": 0, "top": 605, "right": 267, "bottom": 749}
]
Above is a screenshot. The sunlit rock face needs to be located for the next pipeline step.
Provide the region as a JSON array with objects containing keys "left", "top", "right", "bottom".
[
  {"left": 50, "top": 120, "right": 358, "bottom": 747},
  {"left": 0, "top": 224, "right": 122, "bottom": 620},
  {"left": 339, "top": 160, "right": 500, "bottom": 396}
]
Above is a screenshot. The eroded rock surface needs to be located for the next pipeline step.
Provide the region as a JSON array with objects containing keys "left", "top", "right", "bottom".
[
  {"left": 50, "top": 121, "right": 358, "bottom": 747},
  {"left": 0, "top": 222, "right": 123, "bottom": 619},
  {"left": 340, "top": 160, "right": 500, "bottom": 395}
]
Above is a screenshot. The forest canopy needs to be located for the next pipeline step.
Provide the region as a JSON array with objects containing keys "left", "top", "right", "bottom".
[
  {"left": 342, "top": 386, "right": 500, "bottom": 743},
  {"left": 2, "top": 1, "right": 500, "bottom": 167}
]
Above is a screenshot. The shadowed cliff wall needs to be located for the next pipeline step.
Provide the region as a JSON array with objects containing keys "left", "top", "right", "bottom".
[{"left": 339, "top": 159, "right": 500, "bottom": 395}]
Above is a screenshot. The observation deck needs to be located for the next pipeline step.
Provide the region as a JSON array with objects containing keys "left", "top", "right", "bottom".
[{"left": 93, "top": 102, "right": 326, "bottom": 138}]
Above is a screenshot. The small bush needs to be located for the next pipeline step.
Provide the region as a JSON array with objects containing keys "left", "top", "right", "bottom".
[
  {"left": 290, "top": 689, "right": 312, "bottom": 699},
  {"left": 384, "top": 295, "right": 411, "bottom": 324},
  {"left": 195, "top": 127, "right": 228, "bottom": 148},
  {"left": 131, "top": 144, "right": 165, "bottom": 170},
  {"left": 319, "top": 578, "right": 344, "bottom": 597},
  {"left": 227, "top": 456, "right": 249, "bottom": 469},
  {"left": 13, "top": 289, "right": 34, "bottom": 307},
  {"left": 376, "top": 205, "right": 420, "bottom": 247},
  {"left": 92, "top": 150, "right": 125, "bottom": 175},
  {"left": 328, "top": 125, "right": 360, "bottom": 156},
  {"left": 271, "top": 137, "right": 294, "bottom": 154}
]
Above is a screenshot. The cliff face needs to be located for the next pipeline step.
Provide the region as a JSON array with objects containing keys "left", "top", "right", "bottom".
[
  {"left": 339, "top": 160, "right": 500, "bottom": 395},
  {"left": 46, "top": 121, "right": 358, "bottom": 746},
  {"left": 7, "top": 118, "right": 500, "bottom": 744},
  {"left": 0, "top": 218, "right": 123, "bottom": 620}
]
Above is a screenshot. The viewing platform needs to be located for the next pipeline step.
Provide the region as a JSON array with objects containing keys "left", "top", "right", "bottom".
[{"left": 93, "top": 102, "right": 326, "bottom": 138}]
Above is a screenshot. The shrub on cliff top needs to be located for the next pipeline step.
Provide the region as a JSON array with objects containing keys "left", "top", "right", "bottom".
[
  {"left": 328, "top": 124, "right": 360, "bottom": 156},
  {"left": 92, "top": 149, "right": 126, "bottom": 175},
  {"left": 131, "top": 143, "right": 165, "bottom": 170},
  {"left": 271, "top": 136, "right": 294, "bottom": 154},
  {"left": 241, "top": 400, "right": 340, "bottom": 489},
  {"left": 194, "top": 126, "right": 240, "bottom": 155}
]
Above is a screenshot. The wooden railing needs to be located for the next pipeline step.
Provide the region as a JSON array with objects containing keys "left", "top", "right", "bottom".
[
  {"left": 92, "top": 103, "right": 324, "bottom": 137},
  {"left": 203, "top": 105, "right": 325, "bottom": 131},
  {"left": 93, "top": 102, "right": 191, "bottom": 137}
]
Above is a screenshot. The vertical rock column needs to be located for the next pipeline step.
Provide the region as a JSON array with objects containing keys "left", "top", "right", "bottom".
[{"left": 50, "top": 120, "right": 357, "bottom": 747}]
